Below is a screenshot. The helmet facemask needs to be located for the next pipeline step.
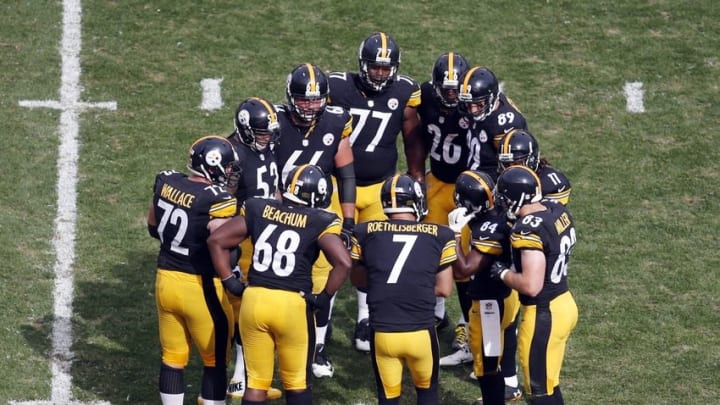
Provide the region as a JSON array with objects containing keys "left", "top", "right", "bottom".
[
  {"left": 498, "top": 130, "right": 540, "bottom": 172},
  {"left": 223, "top": 160, "right": 243, "bottom": 189},
  {"left": 235, "top": 97, "right": 281, "bottom": 152},
  {"left": 435, "top": 80, "right": 461, "bottom": 108},
  {"left": 188, "top": 136, "right": 240, "bottom": 187},
  {"left": 453, "top": 171, "right": 495, "bottom": 217},
  {"left": 360, "top": 61, "right": 397, "bottom": 92},
  {"left": 432, "top": 52, "right": 468, "bottom": 109},
  {"left": 358, "top": 32, "right": 401, "bottom": 93},
  {"left": 289, "top": 94, "right": 326, "bottom": 123},
  {"left": 286, "top": 64, "right": 329, "bottom": 123},
  {"left": 458, "top": 93, "right": 497, "bottom": 122},
  {"left": 493, "top": 184, "right": 542, "bottom": 221}
]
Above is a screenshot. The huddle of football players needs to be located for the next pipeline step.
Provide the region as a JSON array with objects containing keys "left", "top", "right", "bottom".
[{"left": 147, "top": 30, "right": 578, "bottom": 405}]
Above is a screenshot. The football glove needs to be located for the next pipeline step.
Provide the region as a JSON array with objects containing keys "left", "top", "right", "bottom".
[
  {"left": 448, "top": 207, "right": 475, "bottom": 234},
  {"left": 304, "top": 291, "right": 332, "bottom": 314},
  {"left": 222, "top": 274, "right": 246, "bottom": 297},
  {"left": 340, "top": 218, "right": 354, "bottom": 250},
  {"left": 489, "top": 261, "right": 511, "bottom": 282}
]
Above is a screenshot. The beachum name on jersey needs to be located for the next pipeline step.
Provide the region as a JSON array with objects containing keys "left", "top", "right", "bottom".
[{"left": 262, "top": 205, "right": 308, "bottom": 228}]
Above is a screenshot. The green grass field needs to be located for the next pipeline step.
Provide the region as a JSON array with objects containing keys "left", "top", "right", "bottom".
[{"left": 1, "top": 1, "right": 718, "bottom": 404}]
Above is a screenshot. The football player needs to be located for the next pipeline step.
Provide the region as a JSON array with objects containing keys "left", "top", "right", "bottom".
[
  {"left": 497, "top": 128, "right": 572, "bottom": 205},
  {"left": 491, "top": 166, "right": 579, "bottom": 405},
  {"left": 445, "top": 171, "right": 522, "bottom": 404},
  {"left": 350, "top": 174, "right": 456, "bottom": 404},
  {"left": 274, "top": 63, "right": 355, "bottom": 378},
  {"left": 225, "top": 97, "right": 283, "bottom": 400},
  {"left": 418, "top": 51, "right": 476, "bottom": 361},
  {"left": 453, "top": 66, "right": 528, "bottom": 391},
  {"left": 207, "top": 164, "right": 351, "bottom": 405},
  {"left": 147, "top": 136, "right": 241, "bottom": 405},
  {"left": 328, "top": 32, "right": 424, "bottom": 352},
  {"left": 458, "top": 66, "right": 528, "bottom": 178}
]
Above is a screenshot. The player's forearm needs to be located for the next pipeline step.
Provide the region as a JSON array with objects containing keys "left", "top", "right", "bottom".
[
  {"left": 404, "top": 141, "right": 426, "bottom": 182},
  {"left": 335, "top": 163, "right": 356, "bottom": 218}
]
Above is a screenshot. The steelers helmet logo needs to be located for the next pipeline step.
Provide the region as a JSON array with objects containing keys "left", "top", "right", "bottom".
[
  {"left": 205, "top": 149, "right": 223, "bottom": 166},
  {"left": 318, "top": 178, "right": 328, "bottom": 195},
  {"left": 237, "top": 109, "right": 251, "bottom": 126},
  {"left": 413, "top": 181, "right": 424, "bottom": 198}
]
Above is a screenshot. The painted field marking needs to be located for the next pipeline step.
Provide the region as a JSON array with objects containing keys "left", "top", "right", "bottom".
[
  {"left": 200, "top": 78, "right": 224, "bottom": 111},
  {"left": 14, "top": 0, "right": 114, "bottom": 404},
  {"left": 624, "top": 81, "right": 645, "bottom": 113}
]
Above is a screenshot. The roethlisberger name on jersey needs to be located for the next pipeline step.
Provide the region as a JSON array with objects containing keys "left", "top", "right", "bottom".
[{"left": 367, "top": 221, "right": 438, "bottom": 236}]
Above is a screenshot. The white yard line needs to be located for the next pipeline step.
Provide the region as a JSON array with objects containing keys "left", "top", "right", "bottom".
[
  {"left": 14, "top": 0, "right": 114, "bottom": 404},
  {"left": 624, "top": 81, "right": 645, "bottom": 113},
  {"left": 200, "top": 78, "right": 224, "bottom": 111}
]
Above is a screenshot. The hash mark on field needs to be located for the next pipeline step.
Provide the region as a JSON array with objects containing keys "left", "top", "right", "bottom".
[
  {"left": 13, "top": 0, "right": 113, "bottom": 404},
  {"left": 624, "top": 81, "right": 645, "bottom": 113},
  {"left": 200, "top": 77, "right": 224, "bottom": 111}
]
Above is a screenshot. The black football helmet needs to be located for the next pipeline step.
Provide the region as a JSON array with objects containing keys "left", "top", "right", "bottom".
[
  {"left": 358, "top": 32, "right": 401, "bottom": 92},
  {"left": 454, "top": 170, "right": 496, "bottom": 216},
  {"left": 498, "top": 128, "right": 540, "bottom": 172},
  {"left": 494, "top": 166, "right": 543, "bottom": 220},
  {"left": 380, "top": 174, "right": 428, "bottom": 221},
  {"left": 283, "top": 164, "right": 331, "bottom": 209},
  {"left": 286, "top": 63, "right": 329, "bottom": 122},
  {"left": 234, "top": 97, "right": 280, "bottom": 151},
  {"left": 432, "top": 52, "right": 470, "bottom": 108},
  {"left": 188, "top": 136, "right": 242, "bottom": 188},
  {"left": 458, "top": 66, "right": 499, "bottom": 122}
]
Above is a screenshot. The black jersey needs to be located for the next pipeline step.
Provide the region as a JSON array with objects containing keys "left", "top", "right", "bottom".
[
  {"left": 273, "top": 104, "right": 352, "bottom": 189},
  {"left": 468, "top": 93, "right": 527, "bottom": 179},
  {"left": 418, "top": 81, "right": 471, "bottom": 183},
  {"left": 509, "top": 201, "right": 577, "bottom": 305},
  {"left": 242, "top": 198, "right": 341, "bottom": 294},
  {"left": 152, "top": 170, "right": 237, "bottom": 275},
  {"left": 538, "top": 165, "right": 572, "bottom": 205},
  {"left": 351, "top": 219, "right": 457, "bottom": 332},
  {"left": 466, "top": 209, "right": 514, "bottom": 300},
  {"left": 227, "top": 134, "right": 279, "bottom": 205},
  {"left": 328, "top": 72, "right": 421, "bottom": 185}
]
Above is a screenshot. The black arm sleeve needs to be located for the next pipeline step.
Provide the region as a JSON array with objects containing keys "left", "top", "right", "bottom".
[
  {"left": 335, "top": 162, "right": 356, "bottom": 204},
  {"left": 148, "top": 224, "right": 160, "bottom": 239}
]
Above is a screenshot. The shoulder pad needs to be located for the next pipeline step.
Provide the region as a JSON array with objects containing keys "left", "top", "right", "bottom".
[
  {"left": 324, "top": 105, "right": 346, "bottom": 115},
  {"left": 328, "top": 71, "right": 349, "bottom": 81}
]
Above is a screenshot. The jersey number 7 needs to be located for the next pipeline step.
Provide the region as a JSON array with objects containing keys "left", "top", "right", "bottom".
[{"left": 386, "top": 234, "right": 418, "bottom": 284}]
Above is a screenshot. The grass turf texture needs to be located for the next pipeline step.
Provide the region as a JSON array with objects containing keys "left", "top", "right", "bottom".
[{"left": 0, "top": 0, "right": 718, "bottom": 403}]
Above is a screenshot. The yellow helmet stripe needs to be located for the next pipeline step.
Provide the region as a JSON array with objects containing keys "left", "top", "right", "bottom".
[
  {"left": 305, "top": 63, "right": 317, "bottom": 93},
  {"left": 252, "top": 97, "right": 278, "bottom": 124},
  {"left": 448, "top": 52, "right": 455, "bottom": 80},
  {"left": 380, "top": 32, "right": 388, "bottom": 59},
  {"left": 288, "top": 164, "right": 310, "bottom": 194},
  {"left": 390, "top": 174, "right": 400, "bottom": 208},
  {"left": 189, "top": 135, "right": 226, "bottom": 150},
  {"left": 502, "top": 128, "right": 519, "bottom": 154},
  {"left": 461, "top": 66, "right": 481, "bottom": 94},
  {"left": 516, "top": 166, "right": 543, "bottom": 192},
  {"left": 467, "top": 171, "right": 494, "bottom": 206}
]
